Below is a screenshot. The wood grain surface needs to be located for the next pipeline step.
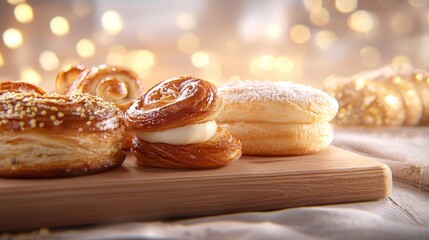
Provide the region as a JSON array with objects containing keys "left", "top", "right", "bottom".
[{"left": 0, "top": 146, "right": 392, "bottom": 231}]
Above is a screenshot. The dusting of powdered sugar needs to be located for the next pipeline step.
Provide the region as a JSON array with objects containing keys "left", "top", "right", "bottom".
[{"left": 218, "top": 80, "right": 334, "bottom": 108}]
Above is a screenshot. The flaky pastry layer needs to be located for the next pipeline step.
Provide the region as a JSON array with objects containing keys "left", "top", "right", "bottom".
[
  {"left": 131, "top": 127, "right": 241, "bottom": 169},
  {"left": 0, "top": 131, "right": 125, "bottom": 178},
  {"left": 220, "top": 121, "right": 333, "bottom": 156}
]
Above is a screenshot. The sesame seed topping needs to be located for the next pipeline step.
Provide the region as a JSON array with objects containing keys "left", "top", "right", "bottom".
[
  {"left": 29, "top": 119, "right": 37, "bottom": 128},
  {"left": 1, "top": 92, "right": 122, "bottom": 132},
  {"left": 53, "top": 120, "right": 62, "bottom": 126}
]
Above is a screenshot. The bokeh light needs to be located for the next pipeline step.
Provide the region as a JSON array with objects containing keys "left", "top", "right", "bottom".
[
  {"left": 50, "top": 16, "right": 70, "bottom": 36},
  {"left": 259, "top": 55, "right": 275, "bottom": 71},
  {"left": 348, "top": 10, "right": 376, "bottom": 33},
  {"left": 14, "top": 3, "right": 34, "bottom": 23},
  {"left": 3, "top": 28, "right": 23, "bottom": 49},
  {"left": 20, "top": 67, "right": 42, "bottom": 85},
  {"left": 290, "top": 24, "right": 311, "bottom": 44},
  {"left": 335, "top": 0, "right": 357, "bottom": 13},
  {"left": 310, "top": 7, "right": 330, "bottom": 26},
  {"left": 76, "top": 39, "right": 95, "bottom": 58},
  {"left": 102, "top": 10, "right": 123, "bottom": 35},
  {"left": 192, "top": 51, "right": 210, "bottom": 67},
  {"left": 384, "top": 94, "right": 399, "bottom": 106},
  {"left": 39, "top": 51, "right": 60, "bottom": 71},
  {"left": 315, "top": 30, "right": 337, "bottom": 49}
]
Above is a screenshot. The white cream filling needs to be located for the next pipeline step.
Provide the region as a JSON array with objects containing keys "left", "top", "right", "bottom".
[{"left": 136, "top": 120, "right": 217, "bottom": 145}]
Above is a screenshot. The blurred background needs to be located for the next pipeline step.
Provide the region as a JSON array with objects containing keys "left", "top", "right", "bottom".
[{"left": 0, "top": 0, "right": 429, "bottom": 91}]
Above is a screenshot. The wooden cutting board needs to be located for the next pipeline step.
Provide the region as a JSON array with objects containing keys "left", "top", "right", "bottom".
[{"left": 0, "top": 146, "right": 392, "bottom": 232}]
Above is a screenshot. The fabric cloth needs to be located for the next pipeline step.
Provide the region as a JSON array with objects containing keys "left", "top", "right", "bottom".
[
  {"left": 51, "top": 207, "right": 429, "bottom": 240},
  {"left": 333, "top": 127, "right": 429, "bottom": 191}
]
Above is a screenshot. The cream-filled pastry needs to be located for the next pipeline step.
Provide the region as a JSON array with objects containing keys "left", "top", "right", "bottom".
[{"left": 125, "top": 76, "right": 242, "bottom": 169}]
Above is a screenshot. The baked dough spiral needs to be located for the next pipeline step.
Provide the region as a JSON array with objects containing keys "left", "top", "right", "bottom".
[
  {"left": 56, "top": 64, "right": 144, "bottom": 112},
  {"left": 216, "top": 80, "right": 338, "bottom": 156},
  {"left": 125, "top": 75, "right": 222, "bottom": 131},
  {"left": 0, "top": 83, "right": 125, "bottom": 178},
  {"left": 323, "top": 65, "right": 429, "bottom": 126},
  {"left": 125, "top": 76, "right": 242, "bottom": 169},
  {"left": 56, "top": 64, "right": 144, "bottom": 149}
]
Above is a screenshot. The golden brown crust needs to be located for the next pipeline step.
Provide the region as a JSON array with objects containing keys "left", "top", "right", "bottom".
[
  {"left": 0, "top": 92, "right": 123, "bottom": 133},
  {"left": 125, "top": 76, "right": 222, "bottom": 131},
  {"left": 56, "top": 64, "right": 144, "bottom": 112},
  {"left": 0, "top": 86, "right": 125, "bottom": 178},
  {"left": 0, "top": 81, "right": 46, "bottom": 95},
  {"left": 132, "top": 127, "right": 241, "bottom": 169}
]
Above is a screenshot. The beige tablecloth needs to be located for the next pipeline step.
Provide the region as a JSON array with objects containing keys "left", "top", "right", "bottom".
[
  {"left": 12, "top": 127, "right": 429, "bottom": 240},
  {"left": 333, "top": 127, "right": 429, "bottom": 191}
]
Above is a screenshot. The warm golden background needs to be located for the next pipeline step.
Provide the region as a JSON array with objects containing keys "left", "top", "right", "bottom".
[{"left": 1, "top": 0, "right": 429, "bottom": 91}]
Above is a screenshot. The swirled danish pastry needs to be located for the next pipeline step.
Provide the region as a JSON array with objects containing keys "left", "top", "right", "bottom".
[
  {"left": 56, "top": 64, "right": 144, "bottom": 148},
  {"left": 125, "top": 76, "right": 242, "bottom": 169}
]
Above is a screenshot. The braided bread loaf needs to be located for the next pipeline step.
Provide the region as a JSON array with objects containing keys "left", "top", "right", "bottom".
[{"left": 323, "top": 65, "right": 429, "bottom": 126}]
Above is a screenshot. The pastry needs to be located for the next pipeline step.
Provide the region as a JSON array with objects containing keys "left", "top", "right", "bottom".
[
  {"left": 216, "top": 80, "right": 338, "bottom": 156},
  {"left": 125, "top": 76, "right": 242, "bottom": 169},
  {"left": 323, "top": 65, "right": 429, "bottom": 126},
  {"left": 0, "top": 81, "right": 46, "bottom": 95},
  {"left": 0, "top": 82, "right": 125, "bottom": 178},
  {"left": 56, "top": 64, "right": 144, "bottom": 148}
]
